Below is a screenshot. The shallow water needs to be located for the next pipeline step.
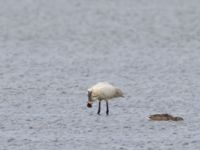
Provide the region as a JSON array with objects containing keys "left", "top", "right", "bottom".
[{"left": 1, "top": 0, "right": 200, "bottom": 149}]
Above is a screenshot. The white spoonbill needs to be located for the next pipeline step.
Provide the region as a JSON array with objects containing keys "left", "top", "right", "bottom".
[{"left": 87, "top": 82, "right": 124, "bottom": 115}]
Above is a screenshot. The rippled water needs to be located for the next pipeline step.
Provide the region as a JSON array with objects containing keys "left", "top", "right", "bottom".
[{"left": 1, "top": 0, "right": 200, "bottom": 149}]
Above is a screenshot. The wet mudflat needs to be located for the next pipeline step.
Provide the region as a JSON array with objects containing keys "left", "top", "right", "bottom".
[{"left": 1, "top": 0, "right": 200, "bottom": 149}]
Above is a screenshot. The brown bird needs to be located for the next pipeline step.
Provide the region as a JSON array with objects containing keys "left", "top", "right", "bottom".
[{"left": 149, "top": 114, "right": 183, "bottom": 121}]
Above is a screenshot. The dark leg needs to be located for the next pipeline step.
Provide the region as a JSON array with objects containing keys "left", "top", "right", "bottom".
[
  {"left": 106, "top": 100, "right": 109, "bottom": 115},
  {"left": 97, "top": 101, "right": 101, "bottom": 115}
]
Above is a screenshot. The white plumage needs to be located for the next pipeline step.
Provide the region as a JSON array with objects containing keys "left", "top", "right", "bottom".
[{"left": 87, "top": 82, "right": 123, "bottom": 115}]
